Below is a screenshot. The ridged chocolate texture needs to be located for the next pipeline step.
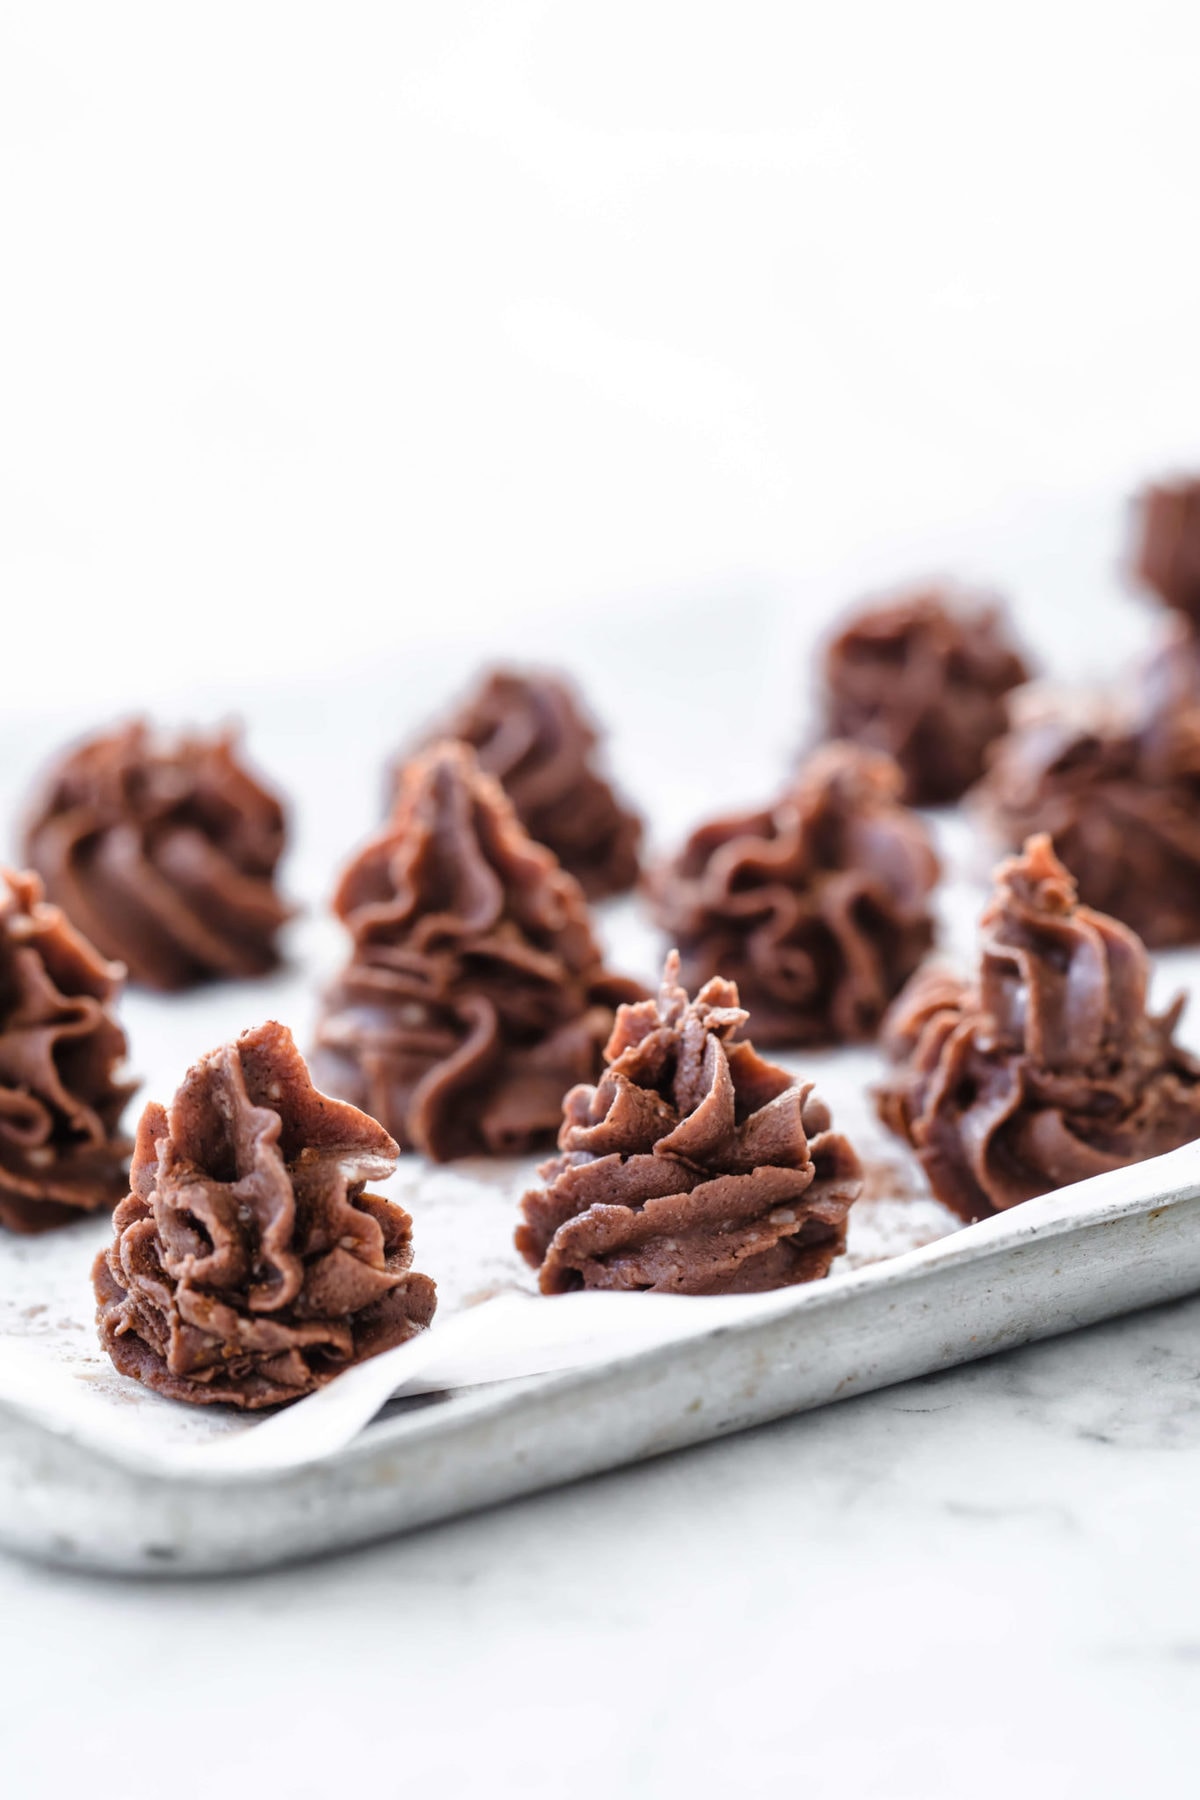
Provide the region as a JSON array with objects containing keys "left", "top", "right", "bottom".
[
  {"left": 24, "top": 720, "right": 290, "bottom": 991},
  {"left": 516, "top": 953, "right": 862, "bottom": 1294},
  {"left": 648, "top": 743, "right": 939, "bottom": 1047},
  {"left": 314, "top": 741, "right": 645, "bottom": 1161},
  {"left": 876, "top": 836, "right": 1200, "bottom": 1222},
  {"left": 0, "top": 869, "right": 134, "bottom": 1232},
  {"left": 822, "top": 589, "right": 1029, "bottom": 804},
  {"left": 1137, "top": 617, "right": 1200, "bottom": 781},
  {"left": 94, "top": 1021, "right": 436, "bottom": 1409},
  {"left": 1133, "top": 478, "right": 1200, "bottom": 619},
  {"left": 981, "top": 672, "right": 1200, "bottom": 949},
  {"left": 410, "top": 668, "right": 642, "bottom": 898}
]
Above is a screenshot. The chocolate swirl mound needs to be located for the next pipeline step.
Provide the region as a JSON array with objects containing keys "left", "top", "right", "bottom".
[
  {"left": 648, "top": 743, "right": 939, "bottom": 1047},
  {"left": 516, "top": 952, "right": 862, "bottom": 1294},
  {"left": 314, "top": 740, "right": 645, "bottom": 1161},
  {"left": 876, "top": 835, "right": 1200, "bottom": 1222},
  {"left": 1133, "top": 477, "right": 1200, "bottom": 620},
  {"left": 94, "top": 1020, "right": 436, "bottom": 1409},
  {"left": 1136, "top": 617, "right": 1200, "bottom": 781},
  {"left": 822, "top": 588, "right": 1030, "bottom": 804},
  {"left": 981, "top": 679, "right": 1200, "bottom": 949},
  {"left": 410, "top": 667, "right": 642, "bottom": 898},
  {"left": 0, "top": 869, "right": 134, "bottom": 1233},
  {"left": 24, "top": 720, "right": 290, "bottom": 991}
]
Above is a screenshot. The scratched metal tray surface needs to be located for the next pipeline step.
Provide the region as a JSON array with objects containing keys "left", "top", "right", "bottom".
[{"left": 0, "top": 1143, "right": 1197, "bottom": 1575}]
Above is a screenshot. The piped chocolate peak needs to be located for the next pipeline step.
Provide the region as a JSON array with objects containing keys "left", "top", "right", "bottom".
[
  {"left": 822, "top": 587, "right": 1029, "bottom": 804},
  {"left": 649, "top": 742, "right": 938, "bottom": 1046},
  {"left": 877, "top": 835, "right": 1200, "bottom": 1220},
  {"left": 410, "top": 666, "right": 642, "bottom": 898},
  {"left": 24, "top": 719, "right": 289, "bottom": 990},
  {"left": 0, "top": 868, "right": 133, "bottom": 1232},
  {"left": 517, "top": 952, "right": 862, "bottom": 1294},
  {"left": 1134, "top": 477, "right": 1200, "bottom": 620},
  {"left": 980, "top": 672, "right": 1200, "bottom": 949},
  {"left": 94, "top": 1021, "right": 435, "bottom": 1408},
  {"left": 314, "top": 740, "right": 643, "bottom": 1161}
]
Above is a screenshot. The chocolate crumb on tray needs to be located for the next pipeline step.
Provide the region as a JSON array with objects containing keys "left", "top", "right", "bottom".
[
  {"left": 94, "top": 1021, "right": 436, "bottom": 1409},
  {"left": 314, "top": 740, "right": 645, "bottom": 1161},
  {"left": 876, "top": 835, "right": 1200, "bottom": 1221},
  {"left": 516, "top": 952, "right": 862, "bottom": 1295}
]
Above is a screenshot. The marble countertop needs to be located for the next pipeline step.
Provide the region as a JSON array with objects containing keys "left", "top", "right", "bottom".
[{"left": 0, "top": 1294, "right": 1196, "bottom": 1799}]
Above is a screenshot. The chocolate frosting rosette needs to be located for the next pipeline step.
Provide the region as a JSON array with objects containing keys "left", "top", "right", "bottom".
[
  {"left": 821, "top": 587, "right": 1030, "bottom": 804},
  {"left": 877, "top": 835, "right": 1200, "bottom": 1221},
  {"left": 409, "top": 667, "right": 642, "bottom": 898},
  {"left": 94, "top": 1021, "right": 436, "bottom": 1409},
  {"left": 517, "top": 952, "right": 862, "bottom": 1294},
  {"left": 314, "top": 741, "right": 644, "bottom": 1161},
  {"left": 984, "top": 475, "right": 1200, "bottom": 945},
  {"left": 981, "top": 674, "right": 1200, "bottom": 949},
  {"left": 1133, "top": 477, "right": 1200, "bottom": 621},
  {"left": 648, "top": 742, "right": 939, "bottom": 1047},
  {"left": 0, "top": 868, "right": 134, "bottom": 1232},
  {"left": 23, "top": 719, "right": 290, "bottom": 990}
]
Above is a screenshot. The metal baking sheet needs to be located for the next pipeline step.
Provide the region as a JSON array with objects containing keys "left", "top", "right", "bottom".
[
  {"left": 1, "top": 1142, "right": 1198, "bottom": 1574},
  {"left": 2, "top": 716, "right": 1200, "bottom": 1577}
]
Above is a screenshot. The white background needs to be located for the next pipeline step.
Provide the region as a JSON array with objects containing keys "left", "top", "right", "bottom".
[
  {"left": 3, "top": 1, "right": 1195, "bottom": 729},
  {"left": 2, "top": 5, "right": 1200, "bottom": 1797}
]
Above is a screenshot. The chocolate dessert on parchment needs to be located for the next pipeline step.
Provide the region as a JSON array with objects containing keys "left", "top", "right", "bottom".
[
  {"left": 1133, "top": 476, "right": 1200, "bottom": 622},
  {"left": 315, "top": 740, "right": 644, "bottom": 1161},
  {"left": 0, "top": 868, "right": 134, "bottom": 1232},
  {"left": 649, "top": 742, "right": 938, "bottom": 1047},
  {"left": 517, "top": 952, "right": 862, "bottom": 1295},
  {"left": 821, "top": 587, "right": 1029, "bottom": 804},
  {"left": 981, "top": 657, "right": 1200, "bottom": 949},
  {"left": 94, "top": 1021, "right": 436, "bottom": 1409},
  {"left": 24, "top": 720, "right": 290, "bottom": 991},
  {"left": 877, "top": 835, "right": 1200, "bottom": 1222},
  {"left": 407, "top": 666, "right": 642, "bottom": 899}
]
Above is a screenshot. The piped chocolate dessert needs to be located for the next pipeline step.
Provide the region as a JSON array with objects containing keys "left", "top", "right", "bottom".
[
  {"left": 94, "top": 1021, "right": 435, "bottom": 1408},
  {"left": 822, "top": 587, "right": 1029, "bottom": 804},
  {"left": 648, "top": 742, "right": 938, "bottom": 1047},
  {"left": 877, "top": 835, "right": 1200, "bottom": 1221},
  {"left": 517, "top": 952, "right": 862, "bottom": 1294},
  {"left": 1133, "top": 477, "right": 1200, "bottom": 621},
  {"left": 407, "top": 667, "right": 642, "bottom": 898},
  {"left": 0, "top": 868, "right": 133, "bottom": 1232},
  {"left": 24, "top": 720, "right": 290, "bottom": 990},
  {"left": 315, "top": 740, "right": 643, "bottom": 1160},
  {"left": 981, "top": 670, "right": 1200, "bottom": 949}
]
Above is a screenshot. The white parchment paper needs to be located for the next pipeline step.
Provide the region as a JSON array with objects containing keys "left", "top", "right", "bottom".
[{"left": 1, "top": 805, "right": 1196, "bottom": 1472}]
